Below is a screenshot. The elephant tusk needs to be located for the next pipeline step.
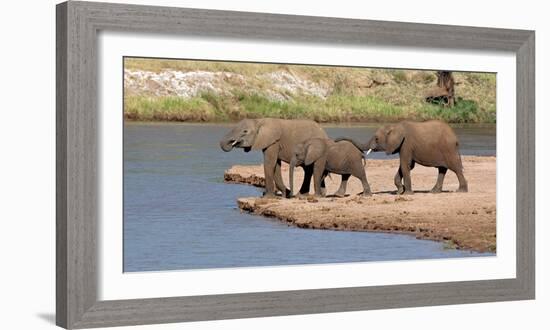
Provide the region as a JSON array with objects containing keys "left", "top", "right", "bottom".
[
  {"left": 231, "top": 140, "right": 239, "bottom": 147},
  {"left": 366, "top": 149, "right": 372, "bottom": 156}
]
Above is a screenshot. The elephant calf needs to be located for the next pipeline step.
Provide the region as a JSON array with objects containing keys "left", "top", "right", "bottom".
[
  {"left": 338, "top": 120, "right": 468, "bottom": 194},
  {"left": 289, "top": 138, "right": 371, "bottom": 197}
]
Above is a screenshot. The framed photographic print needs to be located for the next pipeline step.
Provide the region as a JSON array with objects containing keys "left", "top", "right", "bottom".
[{"left": 56, "top": 1, "right": 535, "bottom": 328}]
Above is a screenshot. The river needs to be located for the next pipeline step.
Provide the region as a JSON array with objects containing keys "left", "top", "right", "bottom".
[{"left": 123, "top": 123, "right": 495, "bottom": 272}]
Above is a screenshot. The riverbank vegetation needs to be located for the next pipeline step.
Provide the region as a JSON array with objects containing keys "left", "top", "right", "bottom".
[{"left": 124, "top": 58, "right": 496, "bottom": 124}]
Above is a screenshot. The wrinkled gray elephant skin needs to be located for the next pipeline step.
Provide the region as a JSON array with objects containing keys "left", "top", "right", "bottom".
[
  {"left": 220, "top": 118, "right": 328, "bottom": 197},
  {"left": 289, "top": 138, "right": 371, "bottom": 197},
  {"left": 336, "top": 120, "right": 468, "bottom": 194}
]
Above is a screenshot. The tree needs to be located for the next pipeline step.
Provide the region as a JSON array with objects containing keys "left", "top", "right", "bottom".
[{"left": 425, "top": 71, "right": 455, "bottom": 107}]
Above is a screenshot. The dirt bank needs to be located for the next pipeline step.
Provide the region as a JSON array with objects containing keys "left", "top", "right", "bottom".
[{"left": 224, "top": 156, "right": 496, "bottom": 253}]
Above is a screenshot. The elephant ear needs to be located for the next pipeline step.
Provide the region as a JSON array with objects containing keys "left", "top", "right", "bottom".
[
  {"left": 385, "top": 125, "right": 405, "bottom": 154},
  {"left": 252, "top": 120, "right": 281, "bottom": 150},
  {"left": 304, "top": 139, "right": 326, "bottom": 166}
]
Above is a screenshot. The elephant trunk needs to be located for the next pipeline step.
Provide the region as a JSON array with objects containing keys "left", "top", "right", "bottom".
[
  {"left": 289, "top": 157, "right": 297, "bottom": 197},
  {"left": 220, "top": 140, "right": 233, "bottom": 152},
  {"left": 334, "top": 137, "right": 368, "bottom": 152},
  {"left": 366, "top": 136, "right": 378, "bottom": 154},
  {"left": 364, "top": 136, "right": 384, "bottom": 155},
  {"left": 219, "top": 133, "right": 237, "bottom": 152}
]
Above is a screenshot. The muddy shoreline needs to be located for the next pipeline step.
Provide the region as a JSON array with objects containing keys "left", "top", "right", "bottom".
[{"left": 224, "top": 156, "right": 496, "bottom": 253}]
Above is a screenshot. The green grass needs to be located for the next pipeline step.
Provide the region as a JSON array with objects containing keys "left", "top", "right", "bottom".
[
  {"left": 124, "top": 95, "right": 217, "bottom": 121},
  {"left": 125, "top": 91, "right": 496, "bottom": 124},
  {"left": 124, "top": 58, "right": 497, "bottom": 124},
  {"left": 125, "top": 92, "right": 446, "bottom": 123},
  {"left": 417, "top": 98, "right": 496, "bottom": 123}
]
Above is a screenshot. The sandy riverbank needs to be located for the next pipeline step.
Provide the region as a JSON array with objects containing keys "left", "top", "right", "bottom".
[{"left": 224, "top": 156, "right": 496, "bottom": 253}]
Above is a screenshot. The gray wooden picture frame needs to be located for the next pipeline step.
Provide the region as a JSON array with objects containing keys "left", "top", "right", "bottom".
[{"left": 56, "top": 1, "right": 535, "bottom": 328}]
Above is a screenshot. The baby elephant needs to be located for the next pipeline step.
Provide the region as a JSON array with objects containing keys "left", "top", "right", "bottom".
[{"left": 289, "top": 138, "right": 371, "bottom": 197}]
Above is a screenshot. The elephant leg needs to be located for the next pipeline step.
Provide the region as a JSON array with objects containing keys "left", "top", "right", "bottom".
[
  {"left": 312, "top": 162, "right": 326, "bottom": 197},
  {"left": 454, "top": 168, "right": 468, "bottom": 192},
  {"left": 431, "top": 167, "right": 447, "bottom": 193},
  {"left": 262, "top": 145, "right": 278, "bottom": 197},
  {"left": 394, "top": 167, "right": 404, "bottom": 194},
  {"left": 274, "top": 161, "right": 291, "bottom": 198},
  {"left": 449, "top": 156, "right": 468, "bottom": 192},
  {"left": 400, "top": 158, "right": 414, "bottom": 195},
  {"left": 354, "top": 168, "right": 372, "bottom": 197},
  {"left": 320, "top": 175, "right": 327, "bottom": 197},
  {"left": 299, "top": 165, "right": 313, "bottom": 195},
  {"left": 334, "top": 174, "right": 350, "bottom": 197}
]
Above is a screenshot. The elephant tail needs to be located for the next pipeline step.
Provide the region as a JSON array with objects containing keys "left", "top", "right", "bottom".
[{"left": 334, "top": 137, "right": 368, "bottom": 152}]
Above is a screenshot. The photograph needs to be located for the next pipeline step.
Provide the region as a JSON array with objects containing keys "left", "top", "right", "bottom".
[
  {"left": 44, "top": 0, "right": 542, "bottom": 328},
  {"left": 123, "top": 57, "right": 497, "bottom": 272}
]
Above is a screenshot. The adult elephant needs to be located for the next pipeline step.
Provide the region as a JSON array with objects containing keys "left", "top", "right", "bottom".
[
  {"left": 338, "top": 120, "right": 467, "bottom": 194},
  {"left": 220, "top": 118, "right": 328, "bottom": 197}
]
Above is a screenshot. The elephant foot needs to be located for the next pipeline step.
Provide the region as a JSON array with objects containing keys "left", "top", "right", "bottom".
[
  {"left": 361, "top": 191, "right": 372, "bottom": 197},
  {"left": 430, "top": 187, "right": 443, "bottom": 193},
  {"left": 396, "top": 187, "right": 404, "bottom": 195},
  {"left": 402, "top": 190, "right": 414, "bottom": 195},
  {"left": 284, "top": 189, "right": 293, "bottom": 198},
  {"left": 456, "top": 186, "right": 468, "bottom": 193},
  {"left": 334, "top": 190, "right": 346, "bottom": 198}
]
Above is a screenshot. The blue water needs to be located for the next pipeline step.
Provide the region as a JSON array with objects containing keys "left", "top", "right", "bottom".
[{"left": 123, "top": 123, "right": 495, "bottom": 272}]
